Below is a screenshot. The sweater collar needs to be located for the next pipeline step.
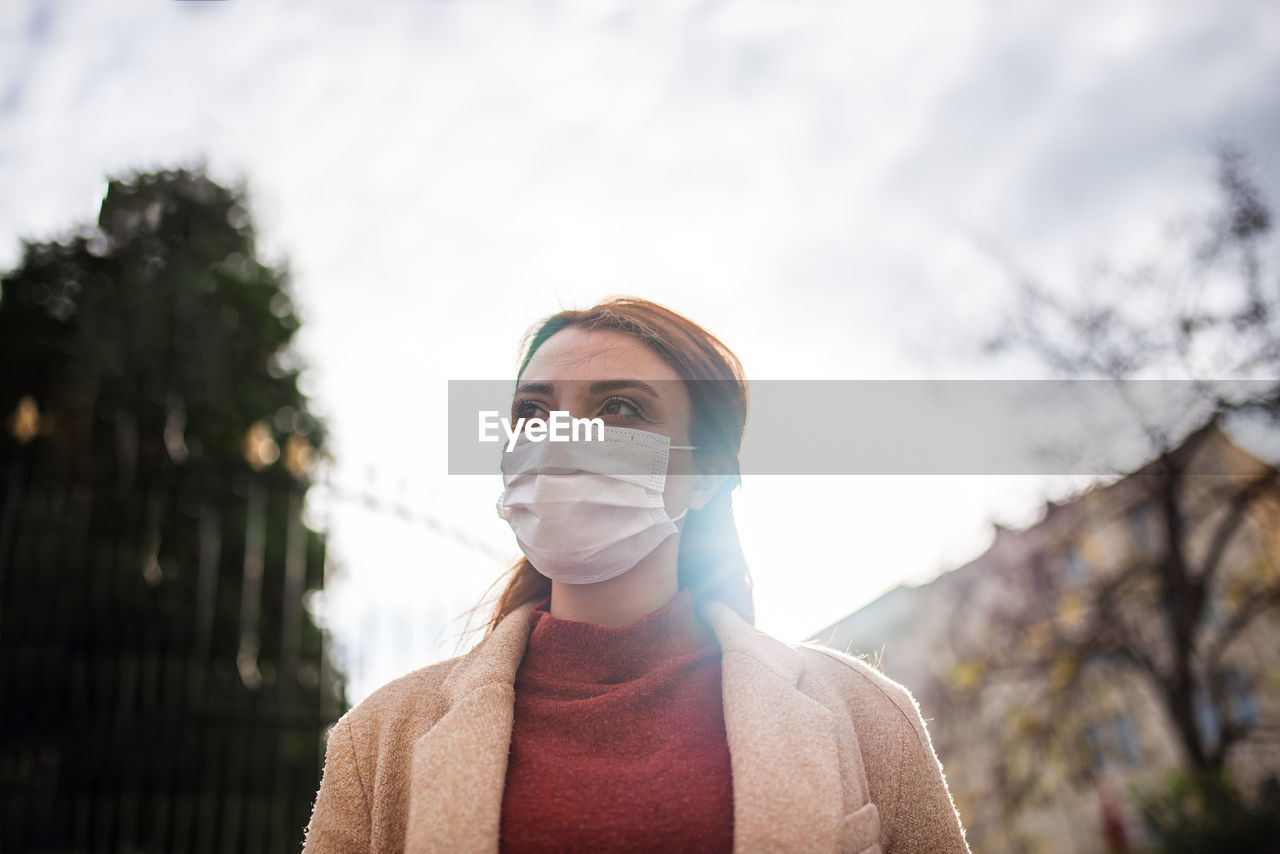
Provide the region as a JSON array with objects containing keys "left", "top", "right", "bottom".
[
  {"left": 433, "top": 593, "right": 804, "bottom": 704},
  {"left": 519, "top": 587, "right": 718, "bottom": 684},
  {"left": 405, "top": 596, "right": 856, "bottom": 854}
]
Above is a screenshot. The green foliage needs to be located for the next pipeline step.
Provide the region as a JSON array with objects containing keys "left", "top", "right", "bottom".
[
  {"left": 0, "top": 166, "right": 324, "bottom": 466},
  {"left": 1135, "top": 769, "right": 1280, "bottom": 854},
  {"left": 0, "top": 165, "right": 343, "bottom": 852}
]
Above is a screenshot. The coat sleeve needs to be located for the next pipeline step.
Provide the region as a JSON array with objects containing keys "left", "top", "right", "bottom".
[
  {"left": 302, "top": 717, "right": 373, "bottom": 854},
  {"left": 886, "top": 698, "right": 970, "bottom": 854}
]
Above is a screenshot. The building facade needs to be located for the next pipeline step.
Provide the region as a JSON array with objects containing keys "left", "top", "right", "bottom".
[{"left": 809, "top": 424, "right": 1280, "bottom": 853}]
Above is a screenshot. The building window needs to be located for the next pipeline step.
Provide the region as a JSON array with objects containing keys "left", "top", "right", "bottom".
[
  {"left": 1226, "top": 669, "right": 1259, "bottom": 728},
  {"left": 1194, "top": 684, "right": 1222, "bottom": 753},
  {"left": 1083, "top": 722, "right": 1105, "bottom": 771},
  {"left": 1127, "top": 503, "right": 1151, "bottom": 554},
  {"left": 1063, "top": 544, "right": 1089, "bottom": 586},
  {"left": 1204, "top": 593, "right": 1225, "bottom": 628},
  {"left": 1113, "top": 712, "right": 1141, "bottom": 764}
]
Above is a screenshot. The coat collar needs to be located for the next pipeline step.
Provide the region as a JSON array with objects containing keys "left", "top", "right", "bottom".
[{"left": 404, "top": 595, "right": 854, "bottom": 854}]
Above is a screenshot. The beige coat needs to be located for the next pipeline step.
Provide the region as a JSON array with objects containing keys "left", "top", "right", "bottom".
[{"left": 302, "top": 596, "right": 971, "bottom": 854}]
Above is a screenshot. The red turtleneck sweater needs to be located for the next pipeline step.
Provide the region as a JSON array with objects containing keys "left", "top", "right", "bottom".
[{"left": 498, "top": 588, "right": 734, "bottom": 854}]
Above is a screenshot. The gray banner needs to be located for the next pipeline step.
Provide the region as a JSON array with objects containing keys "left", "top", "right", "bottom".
[{"left": 449, "top": 379, "right": 1276, "bottom": 475}]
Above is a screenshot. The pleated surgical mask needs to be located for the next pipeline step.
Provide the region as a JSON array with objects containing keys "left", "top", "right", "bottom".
[{"left": 495, "top": 426, "right": 697, "bottom": 584}]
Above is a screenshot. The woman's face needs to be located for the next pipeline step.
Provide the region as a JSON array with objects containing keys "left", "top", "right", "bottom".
[{"left": 513, "top": 326, "right": 716, "bottom": 515}]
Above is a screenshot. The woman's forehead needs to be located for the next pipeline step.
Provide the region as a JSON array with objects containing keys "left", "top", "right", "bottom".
[{"left": 522, "top": 327, "right": 681, "bottom": 383}]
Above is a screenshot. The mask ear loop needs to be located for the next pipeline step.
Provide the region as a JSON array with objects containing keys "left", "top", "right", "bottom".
[{"left": 667, "top": 445, "right": 698, "bottom": 521}]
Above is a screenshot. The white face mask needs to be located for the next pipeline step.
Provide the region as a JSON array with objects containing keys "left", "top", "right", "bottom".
[{"left": 495, "top": 426, "right": 698, "bottom": 584}]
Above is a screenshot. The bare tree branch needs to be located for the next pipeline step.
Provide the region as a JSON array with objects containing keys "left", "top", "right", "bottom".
[{"left": 1196, "top": 468, "right": 1280, "bottom": 585}]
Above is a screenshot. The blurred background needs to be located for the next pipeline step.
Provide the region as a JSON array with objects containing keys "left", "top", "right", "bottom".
[{"left": 1, "top": 0, "right": 1277, "bottom": 852}]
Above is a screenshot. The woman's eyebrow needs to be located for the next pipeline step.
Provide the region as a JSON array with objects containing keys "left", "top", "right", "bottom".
[
  {"left": 514, "top": 379, "right": 663, "bottom": 400},
  {"left": 587, "top": 379, "right": 661, "bottom": 399},
  {"left": 514, "top": 382, "right": 554, "bottom": 396}
]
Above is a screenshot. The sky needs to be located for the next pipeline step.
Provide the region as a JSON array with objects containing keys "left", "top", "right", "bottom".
[{"left": 2, "top": 0, "right": 1277, "bottom": 703}]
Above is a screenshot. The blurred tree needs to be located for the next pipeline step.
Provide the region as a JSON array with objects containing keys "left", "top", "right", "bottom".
[
  {"left": 949, "top": 145, "right": 1280, "bottom": 827},
  {"left": 0, "top": 166, "right": 345, "bottom": 853},
  {"left": 986, "top": 144, "right": 1278, "bottom": 394},
  {"left": 1136, "top": 767, "right": 1280, "bottom": 854}
]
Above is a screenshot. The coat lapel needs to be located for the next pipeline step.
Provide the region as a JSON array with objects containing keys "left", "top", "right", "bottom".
[
  {"left": 698, "top": 598, "right": 849, "bottom": 854},
  {"left": 405, "top": 601, "right": 537, "bottom": 854},
  {"left": 403, "top": 596, "right": 852, "bottom": 854}
]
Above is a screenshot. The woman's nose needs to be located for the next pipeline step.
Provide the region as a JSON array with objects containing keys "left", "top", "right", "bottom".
[{"left": 554, "top": 395, "right": 592, "bottom": 421}]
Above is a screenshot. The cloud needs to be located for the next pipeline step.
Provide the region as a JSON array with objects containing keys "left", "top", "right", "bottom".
[{"left": 2, "top": 0, "right": 1277, "bottom": 694}]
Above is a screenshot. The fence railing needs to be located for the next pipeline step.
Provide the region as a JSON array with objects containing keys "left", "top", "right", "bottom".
[{"left": 1, "top": 425, "right": 344, "bottom": 854}]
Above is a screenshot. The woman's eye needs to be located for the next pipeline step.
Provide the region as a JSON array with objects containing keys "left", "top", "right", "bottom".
[
  {"left": 514, "top": 401, "right": 550, "bottom": 420},
  {"left": 600, "top": 397, "right": 643, "bottom": 420}
]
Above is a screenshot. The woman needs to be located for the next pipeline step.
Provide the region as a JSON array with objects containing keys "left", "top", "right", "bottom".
[{"left": 302, "top": 298, "right": 970, "bottom": 854}]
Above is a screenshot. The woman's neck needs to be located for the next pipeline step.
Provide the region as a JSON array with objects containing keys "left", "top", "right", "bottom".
[{"left": 547, "top": 536, "right": 681, "bottom": 627}]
